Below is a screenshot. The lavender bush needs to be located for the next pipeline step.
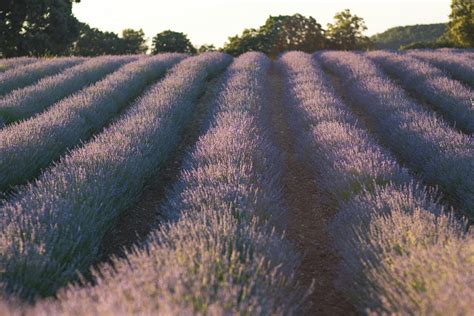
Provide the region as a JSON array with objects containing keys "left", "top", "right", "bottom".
[
  {"left": 0, "top": 54, "right": 183, "bottom": 193},
  {"left": 319, "top": 51, "right": 474, "bottom": 221},
  {"left": 406, "top": 49, "right": 474, "bottom": 87},
  {"left": 368, "top": 51, "right": 474, "bottom": 134},
  {"left": 333, "top": 184, "right": 474, "bottom": 315},
  {"left": 24, "top": 52, "right": 306, "bottom": 316},
  {"left": 280, "top": 51, "right": 473, "bottom": 314},
  {"left": 0, "top": 57, "right": 84, "bottom": 96},
  {"left": 0, "top": 57, "right": 38, "bottom": 73},
  {"left": 0, "top": 52, "right": 230, "bottom": 300},
  {"left": 0, "top": 56, "right": 138, "bottom": 125},
  {"left": 0, "top": 50, "right": 471, "bottom": 314}
]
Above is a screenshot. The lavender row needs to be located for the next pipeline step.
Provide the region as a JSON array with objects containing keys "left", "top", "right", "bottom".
[
  {"left": 0, "top": 56, "right": 138, "bottom": 126},
  {"left": 0, "top": 54, "right": 183, "bottom": 193},
  {"left": 0, "top": 57, "right": 84, "bottom": 96},
  {"left": 368, "top": 51, "right": 474, "bottom": 134},
  {"left": 29, "top": 53, "right": 305, "bottom": 315},
  {"left": 406, "top": 49, "right": 474, "bottom": 87},
  {"left": 280, "top": 52, "right": 473, "bottom": 314},
  {"left": 0, "top": 57, "right": 38, "bottom": 73},
  {"left": 319, "top": 52, "right": 474, "bottom": 220},
  {"left": 0, "top": 53, "right": 231, "bottom": 300}
]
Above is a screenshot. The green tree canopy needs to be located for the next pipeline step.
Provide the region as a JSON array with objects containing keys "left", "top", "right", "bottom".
[
  {"left": 71, "top": 23, "right": 122, "bottom": 56},
  {"left": 446, "top": 0, "right": 473, "bottom": 47},
  {"left": 0, "top": 0, "right": 81, "bottom": 57},
  {"left": 326, "top": 9, "right": 371, "bottom": 50},
  {"left": 70, "top": 24, "right": 148, "bottom": 56},
  {"left": 223, "top": 28, "right": 268, "bottom": 56},
  {"left": 261, "top": 14, "right": 327, "bottom": 55},
  {"left": 371, "top": 23, "right": 447, "bottom": 50},
  {"left": 197, "top": 44, "right": 217, "bottom": 53},
  {"left": 121, "top": 28, "right": 148, "bottom": 54},
  {"left": 223, "top": 14, "right": 326, "bottom": 56},
  {"left": 152, "top": 30, "right": 196, "bottom": 54}
]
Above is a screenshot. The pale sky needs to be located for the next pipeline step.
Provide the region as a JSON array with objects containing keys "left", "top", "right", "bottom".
[{"left": 73, "top": 0, "right": 451, "bottom": 48}]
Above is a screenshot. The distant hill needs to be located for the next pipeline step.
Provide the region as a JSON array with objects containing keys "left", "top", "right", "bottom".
[{"left": 371, "top": 23, "right": 447, "bottom": 50}]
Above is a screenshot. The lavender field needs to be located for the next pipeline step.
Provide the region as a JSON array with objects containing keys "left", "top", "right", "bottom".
[{"left": 0, "top": 50, "right": 472, "bottom": 315}]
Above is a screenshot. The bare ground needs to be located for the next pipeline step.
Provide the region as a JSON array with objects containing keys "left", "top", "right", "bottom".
[
  {"left": 97, "top": 75, "right": 223, "bottom": 264},
  {"left": 267, "top": 62, "right": 356, "bottom": 315}
]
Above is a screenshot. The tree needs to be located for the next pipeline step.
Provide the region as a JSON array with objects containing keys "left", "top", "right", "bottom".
[
  {"left": 152, "top": 30, "right": 196, "bottom": 54},
  {"left": 198, "top": 44, "right": 217, "bottom": 53},
  {"left": 326, "top": 9, "right": 372, "bottom": 50},
  {"left": 370, "top": 23, "right": 447, "bottom": 50},
  {"left": 223, "top": 14, "right": 326, "bottom": 56},
  {"left": 70, "top": 25, "right": 148, "bottom": 56},
  {"left": 121, "top": 28, "right": 148, "bottom": 54},
  {"left": 446, "top": 0, "right": 473, "bottom": 47},
  {"left": 223, "top": 28, "right": 268, "bottom": 56},
  {"left": 261, "top": 14, "right": 327, "bottom": 55},
  {"left": 71, "top": 23, "right": 123, "bottom": 56},
  {"left": 0, "top": 0, "right": 81, "bottom": 57},
  {"left": 400, "top": 40, "right": 458, "bottom": 50}
]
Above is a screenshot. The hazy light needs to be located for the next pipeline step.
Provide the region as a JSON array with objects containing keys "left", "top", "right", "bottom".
[{"left": 73, "top": 0, "right": 450, "bottom": 47}]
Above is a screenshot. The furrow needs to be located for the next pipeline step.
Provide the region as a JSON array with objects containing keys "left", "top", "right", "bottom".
[
  {"left": 0, "top": 57, "right": 38, "bottom": 73},
  {"left": 368, "top": 51, "right": 474, "bottom": 134},
  {"left": 267, "top": 60, "right": 354, "bottom": 315},
  {"left": 0, "top": 52, "right": 230, "bottom": 300},
  {"left": 97, "top": 73, "right": 226, "bottom": 264},
  {"left": 407, "top": 49, "right": 474, "bottom": 87},
  {"left": 282, "top": 51, "right": 473, "bottom": 315},
  {"left": 0, "top": 54, "right": 183, "bottom": 194},
  {"left": 29, "top": 52, "right": 306, "bottom": 315},
  {"left": 318, "top": 51, "right": 474, "bottom": 221},
  {"left": 0, "top": 57, "right": 84, "bottom": 96},
  {"left": 0, "top": 55, "right": 138, "bottom": 125}
]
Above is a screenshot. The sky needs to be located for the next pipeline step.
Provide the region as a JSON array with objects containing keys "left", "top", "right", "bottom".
[{"left": 73, "top": 0, "right": 451, "bottom": 48}]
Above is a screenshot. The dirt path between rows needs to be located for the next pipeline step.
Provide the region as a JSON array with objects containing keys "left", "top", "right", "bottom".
[
  {"left": 267, "top": 62, "right": 355, "bottom": 315},
  {"left": 320, "top": 61, "right": 468, "bottom": 220},
  {"left": 97, "top": 75, "right": 223, "bottom": 264}
]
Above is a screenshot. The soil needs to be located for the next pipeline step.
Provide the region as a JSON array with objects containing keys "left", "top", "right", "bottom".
[
  {"left": 267, "top": 61, "right": 356, "bottom": 315},
  {"left": 97, "top": 75, "right": 223, "bottom": 264},
  {"left": 322, "top": 59, "right": 472, "bottom": 226},
  {"left": 95, "top": 61, "right": 359, "bottom": 314}
]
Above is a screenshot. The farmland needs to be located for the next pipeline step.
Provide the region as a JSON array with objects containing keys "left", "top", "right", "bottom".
[{"left": 0, "top": 49, "right": 473, "bottom": 315}]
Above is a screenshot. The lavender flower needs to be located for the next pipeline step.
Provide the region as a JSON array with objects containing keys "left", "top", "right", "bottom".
[
  {"left": 368, "top": 51, "right": 474, "bottom": 134},
  {"left": 0, "top": 53, "right": 230, "bottom": 299},
  {"left": 0, "top": 57, "right": 38, "bottom": 73},
  {"left": 407, "top": 49, "right": 474, "bottom": 87},
  {"left": 280, "top": 51, "right": 473, "bottom": 314},
  {"left": 319, "top": 51, "right": 474, "bottom": 220},
  {"left": 0, "top": 54, "right": 183, "bottom": 192},
  {"left": 0, "top": 57, "right": 84, "bottom": 96},
  {"left": 0, "top": 55, "right": 138, "bottom": 125}
]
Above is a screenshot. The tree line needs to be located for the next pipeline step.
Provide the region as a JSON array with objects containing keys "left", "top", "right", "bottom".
[{"left": 1, "top": 0, "right": 472, "bottom": 58}]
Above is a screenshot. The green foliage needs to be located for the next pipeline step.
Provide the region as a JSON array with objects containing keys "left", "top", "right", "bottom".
[
  {"left": 71, "top": 24, "right": 122, "bottom": 56},
  {"left": 371, "top": 24, "right": 447, "bottom": 50},
  {"left": 70, "top": 24, "right": 148, "bottom": 56},
  {"left": 263, "top": 14, "right": 327, "bottom": 55},
  {"left": 326, "top": 9, "right": 372, "bottom": 50},
  {"left": 197, "top": 44, "right": 217, "bottom": 53},
  {"left": 400, "top": 40, "right": 458, "bottom": 50},
  {"left": 0, "top": 0, "right": 81, "bottom": 57},
  {"left": 152, "top": 30, "right": 196, "bottom": 54},
  {"left": 223, "top": 28, "right": 268, "bottom": 56},
  {"left": 223, "top": 14, "right": 327, "bottom": 56},
  {"left": 121, "top": 29, "right": 148, "bottom": 54},
  {"left": 446, "top": 0, "right": 473, "bottom": 47}
]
